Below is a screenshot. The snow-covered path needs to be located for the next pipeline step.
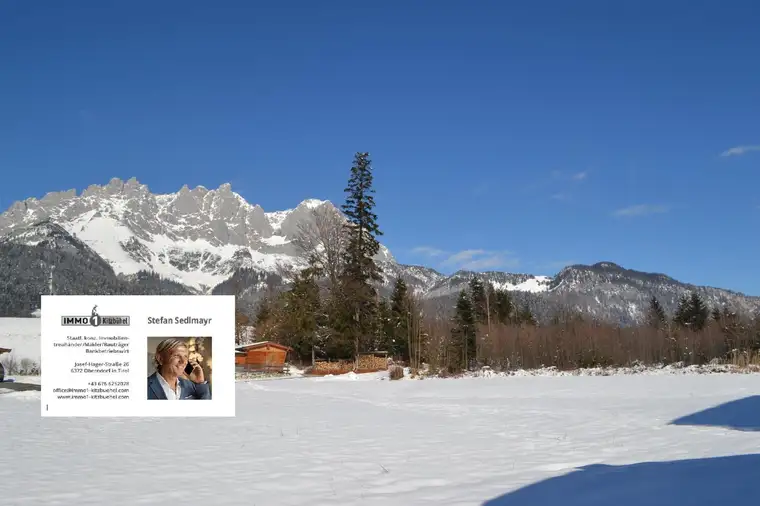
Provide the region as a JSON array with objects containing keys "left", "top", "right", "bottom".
[{"left": 2, "top": 374, "right": 759, "bottom": 505}]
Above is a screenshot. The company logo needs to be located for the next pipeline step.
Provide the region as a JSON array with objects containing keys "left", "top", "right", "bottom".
[{"left": 61, "top": 305, "right": 130, "bottom": 327}]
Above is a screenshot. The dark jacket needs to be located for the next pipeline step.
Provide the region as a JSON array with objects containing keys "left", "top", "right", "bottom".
[{"left": 147, "top": 371, "right": 211, "bottom": 400}]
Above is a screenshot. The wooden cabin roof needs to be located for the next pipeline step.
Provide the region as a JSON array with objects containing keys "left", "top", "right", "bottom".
[{"left": 235, "top": 341, "right": 292, "bottom": 352}]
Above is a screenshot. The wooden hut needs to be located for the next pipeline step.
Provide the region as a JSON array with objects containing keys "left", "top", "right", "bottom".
[{"left": 235, "top": 342, "right": 292, "bottom": 373}]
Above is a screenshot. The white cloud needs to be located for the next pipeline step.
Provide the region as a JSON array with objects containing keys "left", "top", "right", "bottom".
[
  {"left": 462, "top": 255, "right": 519, "bottom": 271},
  {"left": 411, "top": 246, "right": 446, "bottom": 257},
  {"left": 412, "top": 247, "right": 521, "bottom": 271},
  {"left": 571, "top": 171, "right": 588, "bottom": 181},
  {"left": 440, "top": 249, "right": 486, "bottom": 266},
  {"left": 441, "top": 249, "right": 519, "bottom": 271},
  {"left": 612, "top": 204, "right": 669, "bottom": 217},
  {"left": 720, "top": 145, "right": 760, "bottom": 157}
]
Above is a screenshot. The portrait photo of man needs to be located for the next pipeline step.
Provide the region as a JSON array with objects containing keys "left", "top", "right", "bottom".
[{"left": 147, "top": 337, "right": 212, "bottom": 400}]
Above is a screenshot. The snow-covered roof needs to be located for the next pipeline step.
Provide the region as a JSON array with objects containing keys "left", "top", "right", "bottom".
[{"left": 236, "top": 341, "right": 292, "bottom": 352}]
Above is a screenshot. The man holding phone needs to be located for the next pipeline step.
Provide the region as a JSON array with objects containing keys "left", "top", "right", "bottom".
[{"left": 147, "top": 337, "right": 211, "bottom": 400}]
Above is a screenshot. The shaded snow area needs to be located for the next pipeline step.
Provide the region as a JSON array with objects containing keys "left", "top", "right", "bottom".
[{"left": 3, "top": 374, "right": 760, "bottom": 505}]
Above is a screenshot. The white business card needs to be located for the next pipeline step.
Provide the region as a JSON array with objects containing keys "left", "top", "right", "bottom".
[{"left": 40, "top": 295, "right": 235, "bottom": 417}]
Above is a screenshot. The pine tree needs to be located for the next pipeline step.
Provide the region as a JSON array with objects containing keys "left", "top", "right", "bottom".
[
  {"left": 688, "top": 292, "right": 709, "bottom": 331},
  {"left": 673, "top": 294, "right": 691, "bottom": 328},
  {"left": 451, "top": 289, "right": 476, "bottom": 370},
  {"left": 254, "top": 297, "right": 272, "bottom": 328},
  {"left": 492, "top": 286, "right": 514, "bottom": 324},
  {"left": 469, "top": 277, "right": 488, "bottom": 324},
  {"left": 674, "top": 292, "right": 709, "bottom": 331},
  {"left": 252, "top": 296, "right": 280, "bottom": 341},
  {"left": 646, "top": 296, "right": 667, "bottom": 329},
  {"left": 341, "top": 152, "right": 383, "bottom": 285},
  {"left": 322, "top": 289, "right": 355, "bottom": 359},
  {"left": 339, "top": 152, "right": 384, "bottom": 360},
  {"left": 279, "top": 268, "right": 323, "bottom": 360},
  {"left": 389, "top": 277, "right": 410, "bottom": 360}
]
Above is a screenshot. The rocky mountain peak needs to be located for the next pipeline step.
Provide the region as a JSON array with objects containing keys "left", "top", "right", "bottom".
[
  {"left": 591, "top": 261, "right": 622, "bottom": 270},
  {"left": 0, "top": 178, "right": 370, "bottom": 291}
]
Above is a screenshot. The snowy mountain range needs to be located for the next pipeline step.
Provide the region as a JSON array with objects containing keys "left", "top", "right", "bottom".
[
  {"left": 1, "top": 177, "right": 758, "bottom": 323},
  {"left": 0, "top": 177, "right": 391, "bottom": 292}
]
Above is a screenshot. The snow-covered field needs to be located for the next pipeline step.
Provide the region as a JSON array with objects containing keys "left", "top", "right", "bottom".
[
  {"left": 2, "top": 373, "right": 759, "bottom": 505},
  {"left": 0, "top": 317, "right": 40, "bottom": 363}
]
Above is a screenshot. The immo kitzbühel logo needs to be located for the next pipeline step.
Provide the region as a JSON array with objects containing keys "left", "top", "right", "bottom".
[{"left": 60, "top": 305, "right": 130, "bottom": 327}]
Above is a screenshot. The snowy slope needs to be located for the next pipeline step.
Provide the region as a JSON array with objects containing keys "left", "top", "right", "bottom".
[{"left": 2, "top": 374, "right": 759, "bottom": 505}]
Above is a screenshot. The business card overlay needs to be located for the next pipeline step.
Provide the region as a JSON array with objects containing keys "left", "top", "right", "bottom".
[{"left": 40, "top": 295, "right": 235, "bottom": 417}]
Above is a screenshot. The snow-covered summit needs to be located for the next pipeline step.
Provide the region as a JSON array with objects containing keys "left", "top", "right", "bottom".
[{"left": 0, "top": 178, "right": 347, "bottom": 291}]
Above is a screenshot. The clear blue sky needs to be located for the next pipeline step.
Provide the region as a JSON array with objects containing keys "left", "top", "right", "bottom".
[{"left": 1, "top": 0, "right": 759, "bottom": 295}]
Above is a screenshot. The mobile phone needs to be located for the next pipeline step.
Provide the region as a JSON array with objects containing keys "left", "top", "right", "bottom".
[{"left": 184, "top": 362, "right": 195, "bottom": 375}]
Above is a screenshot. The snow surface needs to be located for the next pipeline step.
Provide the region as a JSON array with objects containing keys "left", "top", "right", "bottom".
[
  {"left": 3, "top": 373, "right": 760, "bottom": 505},
  {"left": 492, "top": 275, "right": 552, "bottom": 293},
  {"left": 301, "top": 198, "right": 328, "bottom": 209},
  {"left": 0, "top": 317, "right": 40, "bottom": 362},
  {"left": 264, "top": 209, "right": 290, "bottom": 231},
  {"left": 64, "top": 214, "right": 293, "bottom": 290},
  {"left": 260, "top": 234, "right": 290, "bottom": 246}
]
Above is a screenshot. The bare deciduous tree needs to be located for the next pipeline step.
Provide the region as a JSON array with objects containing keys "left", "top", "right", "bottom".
[{"left": 292, "top": 206, "right": 347, "bottom": 290}]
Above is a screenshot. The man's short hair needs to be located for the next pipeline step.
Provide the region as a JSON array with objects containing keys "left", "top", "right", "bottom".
[{"left": 153, "top": 338, "right": 188, "bottom": 371}]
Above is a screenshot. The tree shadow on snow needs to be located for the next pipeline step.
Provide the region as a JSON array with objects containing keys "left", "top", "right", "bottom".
[
  {"left": 483, "top": 454, "right": 760, "bottom": 506},
  {"left": 670, "top": 395, "right": 760, "bottom": 432}
]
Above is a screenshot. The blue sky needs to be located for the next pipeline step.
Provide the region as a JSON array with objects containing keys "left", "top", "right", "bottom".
[{"left": 1, "top": 0, "right": 759, "bottom": 295}]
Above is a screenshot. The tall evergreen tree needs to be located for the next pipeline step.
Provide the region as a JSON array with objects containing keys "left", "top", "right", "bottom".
[
  {"left": 451, "top": 289, "right": 476, "bottom": 370},
  {"left": 674, "top": 292, "right": 709, "bottom": 331},
  {"left": 688, "top": 292, "right": 709, "bottom": 331},
  {"left": 339, "top": 152, "right": 384, "bottom": 359},
  {"left": 254, "top": 297, "right": 272, "bottom": 328},
  {"left": 469, "top": 277, "right": 488, "bottom": 324},
  {"left": 341, "top": 152, "right": 383, "bottom": 284},
  {"left": 491, "top": 286, "right": 514, "bottom": 324},
  {"left": 252, "top": 296, "right": 281, "bottom": 341},
  {"left": 673, "top": 294, "right": 691, "bottom": 328},
  {"left": 322, "top": 289, "right": 355, "bottom": 359},
  {"left": 646, "top": 296, "right": 667, "bottom": 329},
  {"left": 278, "top": 268, "right": 323, "bottom": 360}
]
